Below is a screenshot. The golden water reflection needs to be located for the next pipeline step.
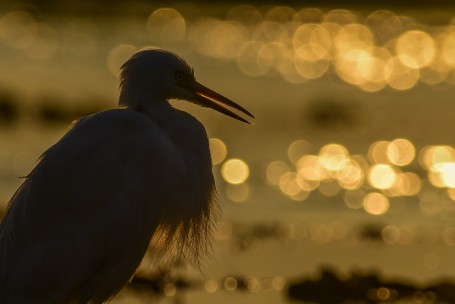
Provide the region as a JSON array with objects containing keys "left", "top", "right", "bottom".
[
  {"left": 222, "top": 136, "right": 455, "bottom": 217},
  {"left": 1, "top": 6, "right": 455, "bottom": 92}
]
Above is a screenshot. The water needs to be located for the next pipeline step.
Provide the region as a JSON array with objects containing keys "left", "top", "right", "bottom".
[{"left": 1, "top": 3, "right": 455, "bottom": 303}]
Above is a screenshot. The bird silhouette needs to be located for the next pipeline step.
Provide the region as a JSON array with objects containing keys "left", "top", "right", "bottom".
[{"left": 0, "top": 48, "right": 253, "bottom": 303}]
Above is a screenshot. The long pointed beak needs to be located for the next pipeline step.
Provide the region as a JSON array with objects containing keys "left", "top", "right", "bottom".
[{"left": 190, "top": 82, "right": 254, "bottom": 124}]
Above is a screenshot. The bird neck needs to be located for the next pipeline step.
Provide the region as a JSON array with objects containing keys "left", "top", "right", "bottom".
[{"left": 118, "top": 91, "right": 174, "bottom": 123}]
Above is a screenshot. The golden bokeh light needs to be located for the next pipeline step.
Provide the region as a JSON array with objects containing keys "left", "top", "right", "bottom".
[
  {"left": 227, "top": 4, "right": 263, "bottom": 26},
  {"left": 377, "top": 287, "right": 391, "bottom": 301},
  {"left": 363, "top": 192, "right": 390, "bottom": 215},
  {"left": 224, "top": 276, "right": 238, "bottom": 291},
  {"left": 290, "top": 189, "right": 311, "bottom": 202},
  {"left": 209, "top": 138, "right": 227, "bottom": 165},
  {"left": 266, "top": 161, "right": 290, "bottom": 185},
  {"left": 189, "top": 19, "right": 248, "bottom": 60},
  {"left": 366, "top": 11, "right": 402, "bottom": 43},
  {"left": 225, "top": 183, "right": 250, "bottom": 203},
  {"left": 293, "top": 8, "right": 325, "bottom": 23},
  {"left": 318, "top": 143, "right": 350, "bottom": 171},
  {"left": 2, "top": 6, "right": 454, "bottom": 91},
  {"left": 433, "top": 162, "right": 455, "bottom": 188},
  {"left": 337, "top": 159, "right": 364, "bottom": 190},
  {"left": 236, "top": 41, "right": 272, "bottom": 77},
  {"left": 359, "top": 47, "right": 390, "bottom": 92},
  {"left": 265, "top": 6, "right": 295, "bottom": 23},
  {"left": 368, "top": 140, "right": 390, "bottom": 163},
  {"left": 293, "top": 24, "right": 332, "bottom": 61},
  {"left": 368, "top": 164, "right": 397, "bottom": 189},
  {"left": 245, "top": 275, "right": 261, "bottom": 292},
  {"left": 293, "top": 54, "right": 330, "bottom": 80},
  {"left": 106, "top": 44, "right": 137, "bottom": 77},
  {"left": 252, "top": 21, "right": 284, "bottom": 44},
  {"left": 428, "top": 170, "right": 446, "bottom": 188},
  {"left": 334, "top": 48, "right": 370, "bottom": 86},
  {"left": 279, "top": 172, "right": 303, "bottom": 197},
  {"left": 420, "top": 57, "right": 449, "bottom": 85},
  {"left": 419, "top": 145, "right": 455, "bottom": 171},
  {"left": 296, "top": 175, "right": 319, "bottom": 192},
  {"left": 396, "top": 172, "right": 422, "bottom": 196},
  {"left": 221, "top": 158, "right": 250, "bottom": 184},
  {"left": 324, "top": 9, "right": 359, "bottom": 24},
  {"left": 147, "top": 8, "right": 186, "bottom": 45},
  {"left": 334, "top": 24, "right": 374, "bottom": 53},
  {"left": 287, "top": 139, "right": 312, "bottom": 164},
  {"left": 396, "top": 30, "right": 435, "bottom": 69},
  {"left": 137, "top": 7, "right": 455, "bottom": 90},
  {"left": 420, "top": 146, "right": 455, "bottom": 188},
  {"left": 297, "top": 155, "right": 327, "bottom": 181},
  {"left": 22, "top": 23, "right": 59, "bottom": 61},
  {"left": 386, "top": 138, "right": 415, "bottom": 166},
  {"left": 318, "top": 180, "right": 340, "bottom": 196},
  {"left": 441, "top": 27, "right": 455, "bottom": 68},
  {"left": 385, "top": 56, "right": 419, "bottom": 91},
  {"left": 0, "top": 11, "right": 37, "bottom": 49},
  {"left": 448, "top": 188, "right": 455, "bottom": 201},
  {"left": 271, "top": 43, "right": 305, "bottom": 84},
  {"left": 204, "top": 279, "right": 218, "bottom": 293}
]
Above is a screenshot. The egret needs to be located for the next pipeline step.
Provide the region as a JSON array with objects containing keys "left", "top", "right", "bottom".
[{"left": 0, "top": 48, "right": 253, "bottom": 303}]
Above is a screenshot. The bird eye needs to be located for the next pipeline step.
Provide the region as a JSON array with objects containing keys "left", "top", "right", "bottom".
[{"left": 176, "top": 71, "right": 184, "bottom": 81}]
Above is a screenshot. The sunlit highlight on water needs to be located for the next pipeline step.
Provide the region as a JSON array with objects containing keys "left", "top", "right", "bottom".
[
  {"left": 2, "top": 6, "right": 454, "bottom": 91},
  {"left": 363, "top": 192, "right": 389, "bottom": 215},
  {"left": 0, "top": 11, "right": 37, "bottom": 49},
  {"left": 387, "top": 138, "right": 415, "bottom": 166},
  {"left": 225, "top": 183, "right": 250, "bottom": 203},
  {"left": 209, "top": 138, "right": 227, "bottom": 165},
  {"left": 368, "top": 141, "right": 390, "bottom": 164},
  {"left": 107, "top": 44, "right": 137, "bottom": 77},
  {"left": 266, "top": 161, "right": 290, "bottom": 186},
  {"left": 245, "top": 276, "right": 260, "bottom": 292},
  {"left": 221, "top": 158, "right": 249, "bottom": 185},
  {"left": 396, "top": 31, "right": 435, "bottom": 69},
  {"left": 129, "top": 6, "right": 455, "bottom": 90},
  {"left": 204, "top": 279, "right": 218, "bottom": 293},
  {"left": 368, "top": 164, "right": 397, "bottom": 190},
  {"left": 147, "top": 8, "right": 186, "bottom": 45},
  {"left": 257, "top": 137, "right": 455, "bottom": 217},
  {"left": 224, "top": 276, "right": 238, "bottom": 291}
]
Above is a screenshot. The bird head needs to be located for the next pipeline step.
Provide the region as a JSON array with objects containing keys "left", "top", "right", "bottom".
[{"left": 119, "top": 48, "right": 253, "bottom": 123}]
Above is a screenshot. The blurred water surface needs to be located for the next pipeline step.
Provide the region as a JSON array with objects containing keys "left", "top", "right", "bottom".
[{"left": 1, "top": 2, "right": 455, "bottom": 303}]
